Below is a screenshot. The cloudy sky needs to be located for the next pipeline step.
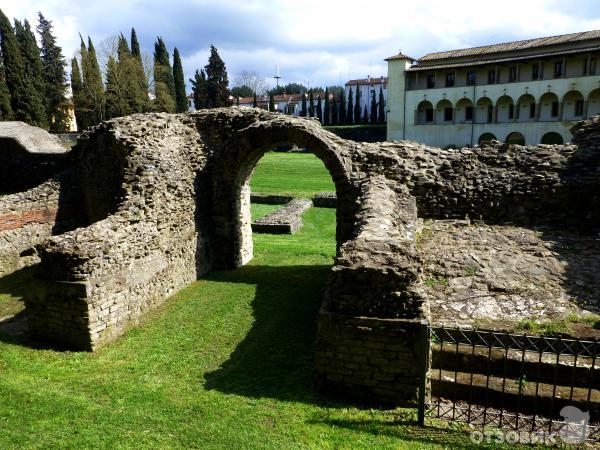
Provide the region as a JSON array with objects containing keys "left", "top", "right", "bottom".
[{"left": 4, "top": 0, "right": 600, "bottom": 92}]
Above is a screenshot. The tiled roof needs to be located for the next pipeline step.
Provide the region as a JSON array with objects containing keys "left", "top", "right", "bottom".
[
  {"left": 345, "top": 77, "right": 388, "bottom": 86},
  {"left": 384, "top": 52, "right": 415, "bottom": 61},
  {"left": 418, "top": 30, "right": 600, "bottom": 63}
]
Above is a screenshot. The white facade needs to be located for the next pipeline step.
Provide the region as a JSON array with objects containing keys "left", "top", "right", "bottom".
[
  {"left": 387, "top": 32, "right": 600, "bottom": 147},
  {"left": 344, "top": 77, "right": 388, "bottom": 122}
]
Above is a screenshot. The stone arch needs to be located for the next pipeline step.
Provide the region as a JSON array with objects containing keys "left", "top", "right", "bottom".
[
  {"left": 478, "top": 132, "right": 497, "bottom": 144},
  {"left": 496, "top": 95, "right": 515, "bottom": 123},
  {"left": 202, "top": 117, "right": 356, "bottom": 270},
  {"left": 475, "top": 97, "right": 493, "bottom": 123},
  {"left": 588, "top": 88, "right": 600, "bottom": 118},
  {"left": 416, "top": 100, "right": 434, "bottom": 124},
  {"left": 435, "top": 99, "right": 453, "bottom": 123},
  {"left": 455, "top": 98, "right": 474, "bottom": 123},
  {"left": 541, "top": 131, "right": 564, "bottom": 145},
  {"left": 539, "top": 92, "right": 560, "bottom": 121},
  {"left": 562, "top": 90, "right": 584, "bottom": 120},
  {"left": 506, "top": 131, "right": 525, "bottom": 145},
  {"left": 516, "top": 93, "right": 536, "bottom": 122}
]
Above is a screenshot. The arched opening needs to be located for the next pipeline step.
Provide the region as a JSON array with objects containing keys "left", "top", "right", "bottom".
[
  {"left": 455, "top": 98, "right": 474, "bottom": 123},
  {"left": 562, "top": 90, "right": 584, "bottom": 121},
  {"left": 478, "top": 132, "right": 497, "bottom": 144},
  {"left": 516, "top": 94, "right": 536, "bottom": 122},
  {"left": 475, "top": 97, "right": 493, "bottom": 123},
  {"left": 416, "top": 100, "right": 434, "bottom": 124},
  {"left": 506, "top": 131, "right": 525, "bottom": 145},
  {"left": 588, "top": 89, "right": 600, "bottom": 118},
  {"left": 539, "top": 92, "right": 560, "bottom": 121},
  {"left": 541, "top": 132, "right": 564, "bottom": 145},
  {"left": 202, "top": 122, "right": 355, "bottom": 271},
  {"left": 496, "top": 95, "right": 515, "bottom": 123},
  {"left": 436, "top": 99, "right": 453, "bottom": 124}
]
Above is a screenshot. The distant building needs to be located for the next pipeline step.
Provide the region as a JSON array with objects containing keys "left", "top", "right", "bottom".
[
  {"left": 386, "top": 30, "right": 600, "bottom": 147},
  {"left": 344, "top": 76, "right": 388, "bottom": 122}
]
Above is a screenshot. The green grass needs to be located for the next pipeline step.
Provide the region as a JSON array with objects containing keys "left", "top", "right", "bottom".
[
  {"left": 250, "top": 152, "right": 335, "bottom": 197},
  {"left": 250, "top": 203, "right": 281, "bottom": 221},
  {"left": 0, "top": 153, "right": 503, "bottom": 449}
]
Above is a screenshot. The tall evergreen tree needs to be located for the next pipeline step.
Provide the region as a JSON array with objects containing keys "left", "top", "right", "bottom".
[
  {"left": 153, "top": 37, "right": 176, "bottom": 112},
  {"left": 190, "top": 69, "right": 207, "bottom": 110},
  {"left": 36, "top": 13, "right": 69, "bottom": 132},
  {"left": 130, "top": 28, "right": 149, "bottom": 112},
  {"left": 269, "top": 92, "right": 275, "bottom": 112},
  {"left": 0, "top": 56, "right": 11, "bottom": 119},
  {"left": 205, "top": 45, "right": 229, "bottom": 108},
  {"left": 331, "top": 91, "right": 338, "bottom": 125},
  {"left": 339, "top": 91, "right": 346, "bottom": 125},
  {"left": 378, "top": 86, "right": 385, "bottom": 124},
  {"left": 362, "top": 104, "right": 369, "bottom": 124},
  {"left": 252, "top": 91, "right": 257, "bottom": 107},
  {"left": 370, "top": 90, "right": 378, "bottom": 125},
  {"left": 105, "top": 55, "right": 125, "bottom": 119},
  {"left": 80, "top": 36, "right": 105, "bottom": 124},
  {"left": 354, "top": 86, "right": 361, "bottom": 125},
  {"left": 323, "top": 87, "right": 330, "bottom": 125},
  {"left": 0, "top": 12, "right": 41, "bottom": 126},
  {"left": 308, "top": 89, "right": 314, "bottom": 117},
  {"left": 316, "top": 94, "right": 323, "bottom": 123},
  {"left": 346, "top": 88, "right": 353, "bottom": 124},
  {"left": 173, "top": 47, "right": 187, "bottom": 113},
  {"left": 70, "top": 57, "right": 88, "bottom": 130},
  {"left": 236, "top": 96, "right": 239, "bottom": 106},
  {"left": 300, "top": 92, "right": 307, "bottom": 117}
]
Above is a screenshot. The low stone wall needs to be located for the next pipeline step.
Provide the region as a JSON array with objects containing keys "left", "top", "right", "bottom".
[
  {"left": 250, "top": 193, "right": 294, "bottom": 204},
  {"left": 251, "top": 198, "right": 312, "bottom": 234},
  {"left": 312, "top": 192, "right": 336, "bottom": 208}
]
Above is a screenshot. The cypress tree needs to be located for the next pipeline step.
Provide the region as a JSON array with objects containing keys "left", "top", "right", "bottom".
[
  {"left": 205, "top": 45, "right": 229, "bottom": 108},
  {"left": 0, "top": 59, "right": 12, "bottom": 119},
  {"left": 269, "top": 92, "right": 275, "bottom": 112},
  {"left": 130, "top": 28, "right": 149, "bottom": 112},
  {"left": 70, "top": 57, "right": 88, "bottom": 130},
  {"left": 370, "top": 90, "right": 377, "bottom": 125},
  {"left": 236, "top": 96, "right": 239, "bottom": 106},
  {"left": 308, "top": 89, "right": 314, "bottom": 117},
  {"left": 354, "top": 85, "right": 361, "bottom": 125},
  {"left": 81, "top": 37, "right": 105, "bottom": 124},
  {"left": 362, "top": 104, "right": 369, "bottom": 124},
  {"left": 300, "top": 92, "right": 307, "bottom": 117},
  {"left": 0, "top": 12, "right": 40, "bottom": 126},
  {"left": 252, "top": 91, "right": 257, "bottom": 107},
  {"left": 323, "top": 87, "right": 330, "bottom": 125},
  {"left": 339, "top": 91, "right": 346, "bottom": 125},
  {"left": 105, "top": 55, "right": 125, "bottom": 119},
  {"left": 346, "top": 88, "right": 353, "bottom": 124},
  {"left": 331, "top": 91, "right": 338, "bottom": 125},
  {"left": 316, "top": 94, "right": 322, "bottom": 123},
  {"left": 190, "top": 69, "right": 207, "bottom": 109},
  {"left": 378, "top": 86, "right": 385, "bottom": 124},
  {"left": 37, "top": 13, "right": 69, "bottom": 132},
  {"left": 153, "top": 37, "right": 176, "bottom": 112},
  {"left": 173, "top": 47, "right": 187, "bottom": 113}
]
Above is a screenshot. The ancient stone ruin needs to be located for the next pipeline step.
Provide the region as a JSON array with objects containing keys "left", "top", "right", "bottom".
[{"left": 1, "top": 109, "right": 599, "bottom": 405}]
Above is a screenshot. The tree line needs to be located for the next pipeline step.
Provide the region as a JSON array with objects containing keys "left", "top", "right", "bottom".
[{"left": 0, "top": 10, "right": 70, "bottom": 132}]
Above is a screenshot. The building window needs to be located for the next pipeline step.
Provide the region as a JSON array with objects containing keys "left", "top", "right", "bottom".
[
  {"left": 487, "top": 105, "right": 493, "bottom": 123},
  {"left": 532, "top": 63, "right": 540, "bottom": 80},
  {"left": 426, "top": 74, "right": 435, "bottom": 89},
  {"left": 487, "top": 70, "right": 496, "bottom": 84},
  {"left": 590, "top": 58, "right": 597, "bottom": 75},
  {"left": 554, "top": 61, "right": 563, "bottom": 78},
  {"left": 508, "top": 104, "right": 514, "bottom": 119},
  {"left": 445, "top": 72, "right": 455, "bottom": 87},
  {"left": 444, "top": 107, "right": 453, "bottom": 122},
  {"left": 575, "top": 99, "right": 584, "bottom": 116},
  {"left": 466, "top": 71, "right": 476, "bottom": 86},
  {"left": 529, "top": 102, "right": 536, "bottom": 118},
  {"left": 509, "top": 67, "right": 517, "bottom": 82},
  {"left": 551, "top": 101, "right": 559, "bottom": 117},
  {"left": 465, "top": 106, "right": 474, "bottom": 121},
  {"left": 425, "top": 108, "right": 434, "bottom": 123}
]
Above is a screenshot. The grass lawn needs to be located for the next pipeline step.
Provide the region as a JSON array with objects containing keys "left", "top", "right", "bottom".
[
  {"left": 250, "top": 152, "right": 335, "bottom": 198},
  {"left": 0, "top": 153, "right": 499, "bottom": 449}
]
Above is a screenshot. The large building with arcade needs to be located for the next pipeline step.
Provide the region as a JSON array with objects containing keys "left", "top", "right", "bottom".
[{"left": 386, "top": 30, "right": 600, "bottom": 146}]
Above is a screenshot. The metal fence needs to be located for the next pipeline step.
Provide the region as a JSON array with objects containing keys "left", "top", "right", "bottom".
[{"left": 421, "top": 326, "right": 600, "bottom": 443}]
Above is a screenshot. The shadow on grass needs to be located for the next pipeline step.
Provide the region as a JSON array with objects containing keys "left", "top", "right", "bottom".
[
  {"left": 0, "top": 265, "right": 37, "bottom": 346},
  {"left": 204, "top": 263, "right": 343, "bottom": 406}
]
